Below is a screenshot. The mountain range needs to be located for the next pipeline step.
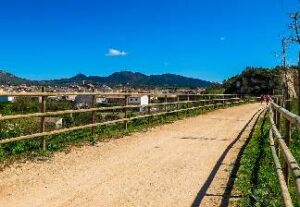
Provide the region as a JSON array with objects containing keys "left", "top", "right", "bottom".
[{"left": 0, "top": 70, "right": 213, "bottom": 88}]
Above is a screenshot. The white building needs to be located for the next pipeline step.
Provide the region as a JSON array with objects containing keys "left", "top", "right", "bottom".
[
  {"left": 63, "top": 95, "right": 77, "bottom": 101},
  {"left": 0, "top": 96, "right": 15, "bottom": 103},
  {"left": 127, "top": 95, "right": 149, "bottom": 105},
  {"left": 127, "top": 95, "right": 149, "bottom": 112}
]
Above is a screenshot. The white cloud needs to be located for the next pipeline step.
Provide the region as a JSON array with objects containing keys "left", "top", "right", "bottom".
[
  {"left": 105, "top": 48, "right": 127, "bottom": 56},
  {"left": 220, "top": 37, "right": 225, "bottom": 41}
]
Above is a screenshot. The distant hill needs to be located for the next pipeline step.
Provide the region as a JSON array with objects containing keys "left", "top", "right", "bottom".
[
  {"left": 44, "top": 71, "right": 213, "bottom": 88},
  {"left": 0, "top": 70, "right": 212, "bottom": 88},
  {"left": 0, "top": 70, "right": 34, "bottom": 85}
]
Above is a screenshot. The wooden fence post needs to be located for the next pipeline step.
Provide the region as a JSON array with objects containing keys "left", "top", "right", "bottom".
[
  {"left": 124, "top": 95, "right": 129, "bottom": 130},
  {"left": 198, "top": 95, "right": 202, "bottom": 108},
  {"left": 147, "top": 95, "right": 151, "bottom": 125},
  {"left": 40, "top": 86, "right": 46, "bottom": 151},
  {"left": 164, "top": 95, "right": 168, "bottom": 121},
  {"left": 284, "top": 99, "right": 292, "bottom": 185},
  {"left": 164, "top": 95, "right": 168, "bottom": 111},
  {"left": 91, "top": 87, "right": 96, "bottom": 143},
  {"left": 199, "top": 95, "right": 202, "bottom": 109},
  {"left": 272, "top": 106, "right": 280, "bottom": 157},
  {"left": 274, "top": 104, "right": 277, "bottom": 127},
  {"left": 186, "top": 95, "right": 190, "bottom": 116},
  {"left": 276, "top": 101, "right": 281, "bottom": 132},
  {"left": 211, "top": 95, "right": 215, "bottom": 109},
  {"left": 177, "top": 95, "right": 180, "bottom": 118}
]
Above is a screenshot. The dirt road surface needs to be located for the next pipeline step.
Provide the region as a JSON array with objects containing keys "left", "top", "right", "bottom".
[{"left": 0, "top": 103, "right": 262, "bottom": 207}]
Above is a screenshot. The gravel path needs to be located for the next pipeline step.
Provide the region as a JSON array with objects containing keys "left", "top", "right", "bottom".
[{"left": 0, "top": 103, "right": 262, "bottom": 207}]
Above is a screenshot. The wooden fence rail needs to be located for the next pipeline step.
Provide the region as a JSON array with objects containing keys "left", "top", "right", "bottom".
[
  {"left": 0, "top": 92, "right": 239, "bottom": 97},
  {"left": 0, "top": 92, "right": 248, "bottom": 151},
  {"left": 269, "top": 129, "right": 293, "bottom": 207},
  {"left": 0, "top": 99, "right": 239, "bottom": 121},
  {"left": 270, "top": 101, "right": 300, "bottom": 206}
]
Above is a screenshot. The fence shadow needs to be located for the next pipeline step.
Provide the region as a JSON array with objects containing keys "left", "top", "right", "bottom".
[
  {"left": 190, "top": 109, "right": 262, "bottom": 207},
  {"left": 219, "top": 110, "right": 265, "bottom": 207}
]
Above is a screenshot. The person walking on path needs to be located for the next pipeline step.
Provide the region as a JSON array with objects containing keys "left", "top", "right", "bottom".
[
  {"left": 260, "top": 94, "right": 265, "bottom": 105},
  {"left": 266, "top": 94, "right": 271, "bottom": 105}
]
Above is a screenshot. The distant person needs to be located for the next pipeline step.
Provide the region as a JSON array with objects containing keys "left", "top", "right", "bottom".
[
  {"left": 266, "top": 94, "right": 271, "bottom": 105},
  {"left": 260, "top": 94, "right": 265, "bottom": 105}
]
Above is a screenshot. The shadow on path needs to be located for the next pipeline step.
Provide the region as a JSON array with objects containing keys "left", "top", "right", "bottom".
[
  {"left": 190, "top": 109, "right": 263, "bottom": 207},
  {"left": 219, "top": 111, "right": 266, "bottom": 207}
]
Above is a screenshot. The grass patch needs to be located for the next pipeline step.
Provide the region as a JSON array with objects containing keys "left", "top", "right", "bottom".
[
  {"left": 0, "top": 101, "right": 244, "bottom": 169},
  {"left": 285, "top": 99, "right": 300, "bottom": 206},
  {"left": 273, "top": 98, "right": 300, "bottom": 206},
  {"left": 232, "top": 113, "right": 284, "bottom": 206}
]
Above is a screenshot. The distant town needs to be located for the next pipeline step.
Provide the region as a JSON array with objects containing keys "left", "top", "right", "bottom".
[
  {"left": 0, "top": 82, "right": 205, "bottom": 105},
  {"left": 0, "top": 69, "right": 209, "bottom": 110}
]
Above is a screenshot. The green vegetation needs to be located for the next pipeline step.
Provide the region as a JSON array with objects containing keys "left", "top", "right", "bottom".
[
  {"left": 203, "top": 83, "right": 225, "bottom": 94},
  {"left": 0, "top": 97, "right": 73, "bottom": 115},
  {"left": 223, "top": 67, "right": 283, "bottom": 96},
  {"left": 271, "top": 99, "right": 300, "bottom": 206},
  {"left": 232, "top": 99, "right": 300, "bottom": 206},
  {"left": 232, "top": 113, "right": 284, "bottom": 206},
  {"left": 286, "top": 99, "right": 300, "bottom": 206},
  {"left": 0, "top": 99, "right": 234, "bottom": 168},
  {"left": 289, "top": 128, "right": 300, "bottom": 207}
]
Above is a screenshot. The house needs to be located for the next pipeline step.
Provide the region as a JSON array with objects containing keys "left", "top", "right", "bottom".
[
  {"left": 127, "top": 95, "right": 149, "bottom": 105},
  {"left": 127, "top": 95, "right": 149, "bottom": 112},
  {"left": 0, "top": 96, "right": 15, "bottom": 103},
  {"left": 105, "top": 96, "right": 126, "bottom": 105},
  {"left": 62, "top": 95, "right": 77, "bottom": 102}
]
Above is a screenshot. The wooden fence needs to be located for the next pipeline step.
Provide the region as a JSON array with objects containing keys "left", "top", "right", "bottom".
[
  {"left": 269, "top": 100, "right": 300, "bottom": 206},
  {"left": 0, "top": 92, "right": 249, "bottom": 151}
]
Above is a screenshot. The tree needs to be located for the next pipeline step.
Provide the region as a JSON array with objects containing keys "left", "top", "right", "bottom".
[
  {"left": 223, "top": 67, "right": 281, "bottom": 96},
  {"left": 289, "top": 11, "right": 300, "bottom": 114},
  {"left": 281, "top": 38, "right": 289, "bottom": 104}
]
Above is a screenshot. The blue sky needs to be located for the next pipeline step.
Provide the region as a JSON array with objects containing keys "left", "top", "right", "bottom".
[{"left": 0, "top": 0, "right": 299, "bottom": 82}]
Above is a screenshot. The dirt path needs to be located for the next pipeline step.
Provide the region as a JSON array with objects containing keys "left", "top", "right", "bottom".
[{"left": 0, "top": 103, "right": 262, "bottom": 207}]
